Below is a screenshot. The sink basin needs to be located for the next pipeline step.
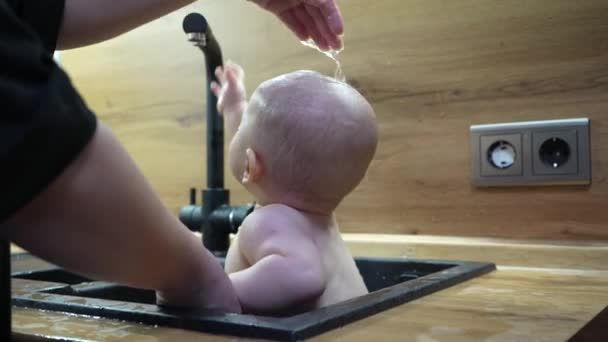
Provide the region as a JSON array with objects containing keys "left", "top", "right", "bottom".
[{"left": 11, "top": 254, "right": 494, "bottom": 341}]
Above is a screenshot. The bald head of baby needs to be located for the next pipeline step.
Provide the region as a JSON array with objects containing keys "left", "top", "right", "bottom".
[{"left": 229, "top": 70, "right": 377, "bottom": 213}]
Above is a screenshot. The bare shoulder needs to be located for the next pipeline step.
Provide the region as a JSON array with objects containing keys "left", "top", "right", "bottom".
[
  {"left": 238, "top": 204, "right": 313, "bottom": 260},
  {"left": 240, "top": 204, "right": 306, "bottom": 239}
]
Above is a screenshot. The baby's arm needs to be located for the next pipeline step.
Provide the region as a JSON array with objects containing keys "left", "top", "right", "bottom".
[
  {"left": 210, "top": 62, "right": 247, "bottom": 137},
  {"left": 228, "top": 211, "right": 326, "bottom": 315}
]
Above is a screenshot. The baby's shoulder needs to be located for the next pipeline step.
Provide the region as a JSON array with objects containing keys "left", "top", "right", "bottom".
[
  {"left": 239, "top": 204, "right": 307, "bottom": 239},
  {"left": 244, "top": 204, "right": 304, "bottom": 226}
]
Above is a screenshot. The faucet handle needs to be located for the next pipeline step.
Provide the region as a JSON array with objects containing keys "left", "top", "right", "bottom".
[
  {"left": 207, "top": 202, "right": 255, "bottom": 236},
  {"left": 178, "top": 188, "right": 202, "bottom": 232},
  {"left": 227, "top": 202, "right": 256, "bottom": 234},
  {"left": 189, "top": 188, "right": 197, "bottom": 205}
]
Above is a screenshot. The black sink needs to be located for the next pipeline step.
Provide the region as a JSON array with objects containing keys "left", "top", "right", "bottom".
[{"left": 11, "top": 254, "right": 494, "bottom": 341}]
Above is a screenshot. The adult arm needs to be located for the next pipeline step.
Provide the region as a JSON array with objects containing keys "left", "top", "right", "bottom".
[
  {"left": 57, "top": 0, "right": 195, "bottom": 49},
  {"left": 2, "top": 122, "right": 241, "bottom": 311},
  {"left": 57, "top": 0, "right": 344, "bottom": 50}
]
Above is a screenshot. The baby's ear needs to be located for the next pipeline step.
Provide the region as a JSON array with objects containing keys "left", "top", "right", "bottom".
[{"left": 242, "top": 148, "right": 264, "bottom": 184}]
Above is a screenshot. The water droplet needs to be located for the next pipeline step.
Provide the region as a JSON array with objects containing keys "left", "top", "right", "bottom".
[{"left": 301, "top": 39, "right": 346, "bottom": 82}]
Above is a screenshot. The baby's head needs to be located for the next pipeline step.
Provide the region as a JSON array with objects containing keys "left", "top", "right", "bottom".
[{"left": 229, "top": 71, "right": 378, "bottom": 214}]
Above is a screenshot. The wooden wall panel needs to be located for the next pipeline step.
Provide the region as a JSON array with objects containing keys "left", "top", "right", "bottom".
[{"left": 60, "top": 0, "right": 608, "bottom": 240}]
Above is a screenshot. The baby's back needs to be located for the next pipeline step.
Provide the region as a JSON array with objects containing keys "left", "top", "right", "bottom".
[{"left": 313, "top": 221, "right": 369, "bottom": 307}]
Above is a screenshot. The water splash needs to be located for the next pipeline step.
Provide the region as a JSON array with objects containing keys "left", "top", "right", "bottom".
[{"left": 301, "top": 39, "right": 346, "bottom": 82}]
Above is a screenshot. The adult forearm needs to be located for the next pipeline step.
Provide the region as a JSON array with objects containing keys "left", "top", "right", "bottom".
[
  {"left": 57, "top": 0, "right": 195, "bottom": 49},
  {"left": 3, "top": 122, "right": 219, "bottom": 294}
]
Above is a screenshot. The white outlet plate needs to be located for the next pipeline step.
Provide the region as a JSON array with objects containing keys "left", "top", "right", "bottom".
[{"left": 470, "top": 118, "right": 591, "bottom": 187}]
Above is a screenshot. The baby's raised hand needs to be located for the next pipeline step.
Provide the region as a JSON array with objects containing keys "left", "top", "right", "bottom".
[{"left": 210, "top": 61, "right": 247, "bottom": 117}]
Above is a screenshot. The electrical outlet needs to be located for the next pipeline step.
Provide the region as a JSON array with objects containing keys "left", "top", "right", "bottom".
[
  {"left": 532, "top": 130, "right": 578, "bottom": 175},
  {"left": 470, "top": 118, "right": 591, "bottom": 187},
  {"left": 480, "top": 133, "right": 523, "bottom": 177}
]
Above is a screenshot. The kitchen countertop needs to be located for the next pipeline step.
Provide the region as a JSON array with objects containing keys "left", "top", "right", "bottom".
[{"left": 10, "top": 234, "right": 608, "bottom": 341}]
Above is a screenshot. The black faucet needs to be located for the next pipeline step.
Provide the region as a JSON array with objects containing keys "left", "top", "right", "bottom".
[{"left": 179, "top": 13, "right": 254, "bottom": 256}]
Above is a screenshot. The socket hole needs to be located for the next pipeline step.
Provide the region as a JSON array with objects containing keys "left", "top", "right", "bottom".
[
  {"left": 487, "top": 140, "right": 516, "bottom": 169},
  {"left": 539, "top": 137, "right": 570, "bottom": 168}
]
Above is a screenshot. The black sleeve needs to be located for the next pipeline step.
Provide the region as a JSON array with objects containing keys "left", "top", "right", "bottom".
[
  {"left": 6, "top": 0, "right": 66, "bottom": 52},
  {"left": 0, "top": 0, "right": 97, "bottom": 222}
]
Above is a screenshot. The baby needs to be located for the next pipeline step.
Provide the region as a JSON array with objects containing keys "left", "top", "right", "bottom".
[{"left": 210, "top": 62, "right": 377, "bottom": 316}]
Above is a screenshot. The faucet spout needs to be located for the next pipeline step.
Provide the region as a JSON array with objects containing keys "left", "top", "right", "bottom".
[{"left": 183, "top": 12, "right": 224, "bottom": 190}]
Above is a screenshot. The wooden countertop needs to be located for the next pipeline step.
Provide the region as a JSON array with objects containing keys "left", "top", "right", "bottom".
[{"left": 11, "top": 234, "right": 608, "bottom": 341}]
